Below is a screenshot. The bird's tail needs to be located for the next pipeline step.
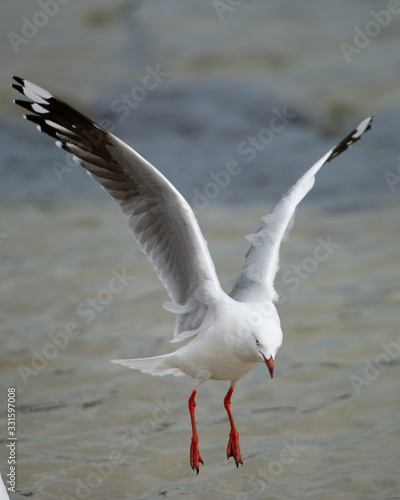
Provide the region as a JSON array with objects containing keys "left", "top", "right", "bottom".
[{"left": 111, "top": 352, "right": 184, "bottom": 377}]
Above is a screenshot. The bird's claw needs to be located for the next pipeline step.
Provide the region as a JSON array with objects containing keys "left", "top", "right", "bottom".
[
  {"left": 191, "top": 459, "right": 204, "bottom": 474},
  {"left": 226, "top": 431, "right": 243, "bottom": 467},
  {"left": 190, "top": 437, "right": 204, "bottom": 474}
]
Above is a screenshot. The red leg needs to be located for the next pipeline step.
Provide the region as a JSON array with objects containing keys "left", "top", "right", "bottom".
[
  {"left": 188, "top": 390, "right": 204, "bottom": 473},
  {"left": 224, "top": 386, "right": 243, "bottom": 467}
]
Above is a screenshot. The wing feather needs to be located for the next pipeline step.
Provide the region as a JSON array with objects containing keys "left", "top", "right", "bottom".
[
  {"left": 13, "top": 76, "right": 223, "bottom": 340},
  {"left": 230, "top": 117, "right": 373, "bottom": 303}
]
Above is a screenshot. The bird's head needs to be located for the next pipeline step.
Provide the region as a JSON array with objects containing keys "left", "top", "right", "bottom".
[
  {"left": 251, "top": 320, "right": 282, "bottom": 378},
  {"left": 234, "top": 308, "right": 283, "bottom": 379}
]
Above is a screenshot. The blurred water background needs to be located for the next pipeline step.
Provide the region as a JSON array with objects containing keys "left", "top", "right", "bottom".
[{"left": 0, "top": 1, "right": 400, "bottom": 499}]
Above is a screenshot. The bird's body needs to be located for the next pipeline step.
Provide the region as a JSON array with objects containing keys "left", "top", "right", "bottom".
[
  {"left": 12, "top": 76, "right": 372, "bottom": 473},
  {"left": 121, "top": 298, "right": 281, "bottom": 383}
]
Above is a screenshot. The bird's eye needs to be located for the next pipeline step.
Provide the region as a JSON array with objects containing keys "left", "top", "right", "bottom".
[{"left": 255, "top": 338, "right": 259, "bottom": 346}]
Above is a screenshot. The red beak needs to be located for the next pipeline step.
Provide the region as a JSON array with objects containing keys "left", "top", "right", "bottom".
[{"left": 261, "top": 353, "right": 274, "bottom": 379}]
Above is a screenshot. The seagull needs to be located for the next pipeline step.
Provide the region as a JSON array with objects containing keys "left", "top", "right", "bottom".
[{"left": 12, "top": 76, "right": 372, "bottom": 473}]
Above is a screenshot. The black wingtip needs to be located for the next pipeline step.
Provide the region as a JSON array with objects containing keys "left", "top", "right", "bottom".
[
  {"left": 12, "top": 75, "right": 24, "bottom": 85},
  {"left": 11, "top": 83, "right": 22, "bottom": 94},
  {"left": 14, "top": 99, "right": 33, "bottom": 112},
  {"left": 11, "top": 76, "right": 27, "bottom": 100},
  {"left": 327, "top": 116, "right": 373, "bottom": 163},
  {"left": 11, "top": 76, "right": 25, "bottom": 93}
]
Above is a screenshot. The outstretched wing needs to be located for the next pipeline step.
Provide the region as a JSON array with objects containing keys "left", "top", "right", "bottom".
[
  {"left": 229, "top": 117, "right": 373, "bottom": 303},
  {"left": 12, "top": 76, "right": 223, "bottom": 341}
]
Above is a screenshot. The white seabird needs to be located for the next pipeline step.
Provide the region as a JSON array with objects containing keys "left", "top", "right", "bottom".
[{"left": 12, "top": 76, "right": 372, "bottom": 473}]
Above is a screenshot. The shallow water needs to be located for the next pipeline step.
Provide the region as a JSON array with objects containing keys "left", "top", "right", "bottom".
[
  {"left": 1, "top": 1, "right": 400, "bottom": 498},
  {"left": 1, "top": 201, "right": 399, "bottom": 499}
]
